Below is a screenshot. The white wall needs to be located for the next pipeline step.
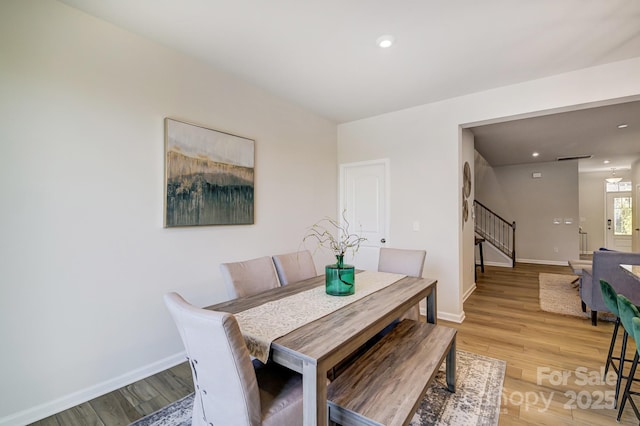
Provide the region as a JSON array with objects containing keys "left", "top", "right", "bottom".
[
  {"left": 338, "top": 106, "right": 464, "bottom": 323},
  {"left": 0, "top": 1, "right": 337, "bottom": 424},
  {"left": 475, "top": 159, "right": 580, "bottom": 264},
  {"left": 338, "top": 56, "right": 640, "bottom": 322},
  {"left": 474, "top": 166, "right": 640, "bottom": 258},
  {"left": 494, "top": 161, "right": 579, "bottom": 263},
  {"left": 474, "top": 151, "right": 515, "bottom": 266},
  {"left": 461, "top": 129, "right": 476, "bottom": 298},
  {"left": 579, "top": 172, "right": 608, "bottom": 251},
  {"left": 475, "top": 152, "right": 515, "bottom": 223}
]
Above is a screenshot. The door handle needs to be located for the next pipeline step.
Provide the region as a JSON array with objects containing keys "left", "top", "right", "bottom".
[
  {"left": 607, "top": 219, "right": 612, "bottom": 230},
  {"left": 380, "top": 238, "right": 386, "bottom": 244}
]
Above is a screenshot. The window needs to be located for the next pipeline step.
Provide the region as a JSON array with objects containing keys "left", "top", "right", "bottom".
[
  {"left": 613, "top": 196, "right": 632, "bottom": 236},
  {"left": 606, "top": 181, "right": 632, "bottom": 192}
]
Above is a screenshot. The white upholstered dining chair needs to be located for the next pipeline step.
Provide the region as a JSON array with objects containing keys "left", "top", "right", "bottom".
[
  {"left": 272, "top": 250, "right": 317, "bottom": 285},
  {"left": 220, "top": 256, "right": 281, "bottom": 299},
  {"left": 378, "top": 247, "right": 427, "bottom": 321},
  {"left": 163, "top": 292, "right": 303, "bottom": 426}
]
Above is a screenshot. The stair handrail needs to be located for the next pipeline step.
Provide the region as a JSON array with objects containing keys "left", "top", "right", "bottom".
[{"left": 473, "top": 200, "right": 516, "bottom": 267}]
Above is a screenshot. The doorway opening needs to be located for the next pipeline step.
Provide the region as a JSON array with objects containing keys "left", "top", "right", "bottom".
[{"left": 605, "top": 180, "right": 633, "bottom": 252}]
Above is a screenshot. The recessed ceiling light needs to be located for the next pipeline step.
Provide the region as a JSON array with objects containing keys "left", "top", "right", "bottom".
[
  {"left": 618, "top": 124, "right": 628, "bottom": 129},
  {"left": 604, "top": 160, "right": 611, "bottom": 164},
  {"left": 532, "top": 152, "right": 540, "bottom": 157},
  {"left": 376, "top": 35, "right": 395, "bottom": 48}
]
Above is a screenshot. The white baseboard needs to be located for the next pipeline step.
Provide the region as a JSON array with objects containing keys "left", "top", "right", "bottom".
[
  {"left": 438, "top": 310, "right": 466, "bottom": 323},
  {"left": 419, "top": 306, "right": 465, "bottom": 323},
  {"left": 0, "top": 352, "right": 187, "bottom": 426},
  {"left": 484, "top": 259, "right": 570, "bottom": 267},
  {"left": 517, "top": 258, "right": 569, "bottom": 266},
  {"left": 483, "top": 260, "right": 511, "bottom": 268},
  {"left": 463, "top": 283, "right": 477, "bottom": 302}
]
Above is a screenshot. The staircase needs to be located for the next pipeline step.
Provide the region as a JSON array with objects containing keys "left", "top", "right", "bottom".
[{"left": 474, "top": 200, "right": 516, "bottom": 267}]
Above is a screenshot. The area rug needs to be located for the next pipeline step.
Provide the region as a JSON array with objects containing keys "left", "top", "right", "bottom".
[
  {"left": 539, "top": 272, "right": 614, "bottom": 321},
  {"left": 129, "top": 350, "right": 505, "bottom": 426},
  {"left": 539, "top": 272, "right": 584, "bottom": 317}
]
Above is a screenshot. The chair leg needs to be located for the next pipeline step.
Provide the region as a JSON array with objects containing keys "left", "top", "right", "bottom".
[
  {"left": 581, "top": 300, "right": 586, "bottom": 313},
  {"left": 616, "top": 330, "right": 630, "bottom": 407},
  {"left": 605, "top": 318, "right": 621, "bottom": 379},
  {"left": 592, "top": 310, "right": 598, "bottom": 326},
  {"left": 618, "top": 351, "right": 639, "bottom": 421}
]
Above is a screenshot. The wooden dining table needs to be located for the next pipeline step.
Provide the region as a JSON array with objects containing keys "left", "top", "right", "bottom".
[{"left": 206, "top": 271, "right": 438, "bottom": 426}]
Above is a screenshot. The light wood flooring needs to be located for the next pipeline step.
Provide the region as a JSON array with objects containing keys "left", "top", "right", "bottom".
[{"left": 31, "top": 262, "right": 640, "bottom": 425}]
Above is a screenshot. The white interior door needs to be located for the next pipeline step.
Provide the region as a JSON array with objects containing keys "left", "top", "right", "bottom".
[
  {"left": 340, "top": 160, "right": 389, "bottom": 270},
  {"left": 605, "top": 191, "right": 633, "bottom": 252}
]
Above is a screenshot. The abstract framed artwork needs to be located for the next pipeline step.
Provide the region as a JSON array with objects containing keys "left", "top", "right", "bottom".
[{"left": 164, "top": 118, "right": 254, "bottom": 227}]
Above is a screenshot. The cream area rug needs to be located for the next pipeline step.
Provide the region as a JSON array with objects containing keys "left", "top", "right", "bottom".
[
  {"left": 538, "top": 272, "right": 614, "bottom": 321},
  {"left": 129, "top": 350, "right": 506, "bottom": 426},
  {"left": 538, "top": 273, "right": 585, "bottom": 317}
]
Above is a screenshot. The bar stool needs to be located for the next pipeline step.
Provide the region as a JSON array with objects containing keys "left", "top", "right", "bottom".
[
  {"left": 616, "top": 295, "right": 640, "bottom": 421},
  {"left": 600, "top": 280, "right": 629, "bottom": 406}
]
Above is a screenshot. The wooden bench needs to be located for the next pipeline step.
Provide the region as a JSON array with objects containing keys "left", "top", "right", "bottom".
[{"left": 327, "top": 319, "right": 457, "bottom": 426}]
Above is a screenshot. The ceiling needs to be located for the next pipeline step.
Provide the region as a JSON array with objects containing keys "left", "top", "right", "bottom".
[
  {"left": 471, "top": 100, "right": 640, "bottom": 173},
  {"left": 59, "top": 0, "right": 640, "bottom": 172}
]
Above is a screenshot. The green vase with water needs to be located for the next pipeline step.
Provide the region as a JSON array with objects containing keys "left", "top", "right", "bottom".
[{"left": 325, "top": 254, "right": 355, "bottom": 296}]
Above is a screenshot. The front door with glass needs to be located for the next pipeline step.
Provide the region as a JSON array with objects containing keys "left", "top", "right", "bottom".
[{"left": 605, "top": 187, "right": 633, "bottom": 252}]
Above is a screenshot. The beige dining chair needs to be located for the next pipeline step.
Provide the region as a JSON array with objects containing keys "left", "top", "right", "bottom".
[
  {"left": 272, "top": 250, "right": 317, "bottom": 285},
  {"left": 220, "top": 256, "right": 281, "bottom": 299},
  {"left": 378, "top": 247, "right": 427, "bottom": 321},
  {"left": 330, "top": 247, "right": 428, "bottom": 379},
  {"left": 164, "top": 292, "right": 303, "bottom": 426}
]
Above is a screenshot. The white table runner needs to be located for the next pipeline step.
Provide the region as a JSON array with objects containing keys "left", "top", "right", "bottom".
[{"left": 235, "top": 270, "right": 406, "bottom": 362}]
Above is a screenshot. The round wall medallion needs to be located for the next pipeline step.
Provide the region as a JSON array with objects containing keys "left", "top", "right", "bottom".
[{"left": 463, "top": 161, "right": 471, "bottom": 198}]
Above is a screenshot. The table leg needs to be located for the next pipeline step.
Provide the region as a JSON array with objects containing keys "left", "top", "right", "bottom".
[
  {"left": 426, "top": 284, "right": 437, "bottom": 324},
  {"left": 302, "top": 360, "right": 326, "bottom": 425},
  {"left": 446, "top": 337, "right": 456, "bottom": 392}
]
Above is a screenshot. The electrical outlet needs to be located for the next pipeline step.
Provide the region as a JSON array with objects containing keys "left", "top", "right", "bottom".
[{"left": 554, "top": 247, "right": 559, "bottom": 253}]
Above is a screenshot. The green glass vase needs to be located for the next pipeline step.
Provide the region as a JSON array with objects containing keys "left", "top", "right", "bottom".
[{"left": 325, "top": 255, "right": 355, "bottom": 296}]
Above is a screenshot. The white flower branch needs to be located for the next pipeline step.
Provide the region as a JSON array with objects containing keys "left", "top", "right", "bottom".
[{"left": 303, "top": 210, "right": 367, "bottom": 258}]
